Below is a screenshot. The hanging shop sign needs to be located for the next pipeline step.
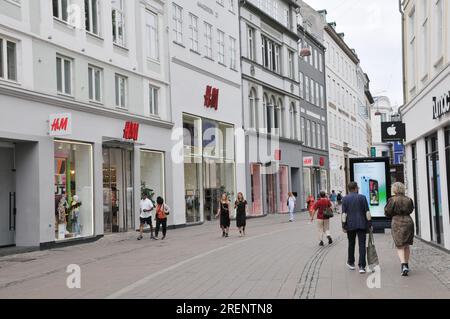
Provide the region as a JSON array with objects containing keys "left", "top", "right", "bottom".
[
  {"left": 381, "top": 122, "right": 406, "bottom": 142},
  {"left": 123, "top": 121, "right": 140, "bottom": 141},
  {"left": 49, "top": 113, "right": 72, "bottom": 136},
  {"left": 204, "top": 85, "right": 219, "bottom": 110},
  {"left": 319, "top": 157, "right": 325, "bottom": 167},
  {"left": 432, "top": 91, "right": 450, "bottom": 119},
  {"left": 303, "top": 157, "right": 314, "bottom": 167}
]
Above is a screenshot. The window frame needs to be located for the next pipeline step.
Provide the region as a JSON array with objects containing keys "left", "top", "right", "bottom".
[
  {"left": 88, "top": 64, "right": 103, "bottom": 103},
  {"left": 0, "top": 36, "right": 18, "bottom": 82},
  {"left": 115, "top": 74, "right": 128, "bottom": 109},
  {"left": 56, "top": 55, "right": 73, "bottom": 96}
]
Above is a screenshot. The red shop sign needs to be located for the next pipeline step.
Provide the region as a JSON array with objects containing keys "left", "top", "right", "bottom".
[
  {"left": 320, "top": 157, "right": 325, "bottom": 167},
  {"left": 274, "top": 149, "right": 281, "bottom": 161},
  {"left": 123, "top": 121, "right": 140, "bottom": 141},
  {"left": 204, "top": 85, "right": 219, "bottom": 110}
]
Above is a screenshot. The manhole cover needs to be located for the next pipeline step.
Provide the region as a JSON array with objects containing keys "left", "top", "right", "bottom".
[{"left": 3, "top": 258, "right": 36, "bottom": 263}]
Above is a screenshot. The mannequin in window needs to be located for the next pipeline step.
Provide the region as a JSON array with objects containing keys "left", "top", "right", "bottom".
[{"left": 70, "top": 195, "right": 82, "bottom": 236}]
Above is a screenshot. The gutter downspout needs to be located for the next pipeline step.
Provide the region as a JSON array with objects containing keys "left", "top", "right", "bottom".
[{"left": 399, "top": 0, "right": 407, "bottom": 108}]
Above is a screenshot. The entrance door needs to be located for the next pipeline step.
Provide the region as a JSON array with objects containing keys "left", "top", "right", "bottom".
[
  {"left": 0, "top": 147, "right": 15, "bottom": 247},
  {"left": 203, "top": 162, "right": 221, "bottom": 222},
  {"left": 266, "top": 172, "right": 277, "bottom": 214},
  {"left": 103, "top": 147, "right": 134, "bottom": 233}
]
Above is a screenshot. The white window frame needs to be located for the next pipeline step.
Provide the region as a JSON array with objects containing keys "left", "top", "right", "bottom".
[
  {"left": 299, "top": 72, "right": 304, "bottom": 99},
  {"left": 53, "top": 0, "right": 70, "bottom": 23},
  {"left": 248, "top": 26, "right": 255, "bottom": 60},
  {"left": 218, "top": 30, "right": 225, "bottom": 64},
  {"left": 112, "top": 0, "right": 126, "bottom": 47},
  {"left": 230, "top": 36, "right": 237, "bottom": 70},
  {"left": 149, "top": 85, "right": 159, "bottom": 116},
  {"left": 172, "top": 3, "right": 183, "bottom": 44},
  {"left": 85, "top": 0, "right": 101, "bottom": 36},
  {"left": 56, "top": 55, "right": 73, "bottom": 96},
  {"left": 189, "top": 13, "right": 199, "bottom": 52},
  {"left": 88, "top": 65, "right": 102, "bottom": 103},
  {"left": 0, "top": 37, "right": 18, "bottom": 82},
  {"left": 115, "top": 74, "right": 128, "bottom": 109},
  {"left": 205, "top": 22, "right": 213, "bottom": 59},
  {"left": 145, "top": 10, "right": 159, "bottom": 61},
  {"left": 288, "top": 50, "right": 295, "bottom": 79}
]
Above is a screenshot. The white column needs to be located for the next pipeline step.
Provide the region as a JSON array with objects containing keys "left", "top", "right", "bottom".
[{"left": 437, "top": 128, "right": 450, "bottom": 249}]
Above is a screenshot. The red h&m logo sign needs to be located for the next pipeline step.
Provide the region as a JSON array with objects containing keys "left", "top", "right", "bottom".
[
  {"left": 123, "top": 122, "right": 140, "bottom": 141},
  {"left": 204, "top": 85, "right": 219, "bottom": 110},
  {"left": 320, "top": 157, "right": 325, "bottom": 167},
  {"left": 49, "top": 113, "right": 72, "bottom": 136}
]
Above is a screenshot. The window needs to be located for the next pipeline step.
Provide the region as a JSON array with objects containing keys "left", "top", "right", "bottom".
[
  {"left": 145, "top": 10, "right": 159, "bottom": 61},
  {"left": 434, "top": 0, "right": 443, "bottom": 62},
  {"left": 445, "top": 129, "right": 450, "bottom": 235},
  {"left": 309, "top": 45, "right": 313, "bottom": 66},
  {"left": 299, "top": 72, "right": 304, "bottom": 99},
  {"left": 315, "top": 82, "right": 319, "bottom": 106},
  {"left": 322, "top": 125, "right": 326, "bottom": 150},
  {"left": 205, "top": 23, "right": 213, "bottom": 59},
  {"left": 56, "top": 55, "right": 72, "bottom": 95},
  {"left": 320, "top": 85, "right": 324, "bottom": 108},
  {"left": 217, "top": 30, "right": 225, "bottom": 64},
  {"left": 88, "top": 65, "right": 102, "bottom": 103},
  {"left": 421, "top": 6, "right": 428, "bottom": 78},
  {"left": 112, "top": 0, "right": 126, "bottom": 47},
  {"left": 261, "top": 35, "right": 281, "bottom": 73},
  {"left": 314, "top": 49, "right": 318, "bottom": 69},
  {"left": 310, "top": 78, "right": 315, "bottom": 104},
  {"left": 306, "top": 119, "right": 311, "bottom": 146},
  {"left": 149, "top": 85, "right": 159, "bottom": 115},
  {"left": 189, "top": 14, "right": 199, "bottom": 52},
  {"left": 115, "top": 74, "right": 127, "bottom": 108},
  {"left": 319, "top": 53, "right": 323, "bottom": 72},
  {"left": 408, "top": 9, "right": 416, "bottom": 87},
  {"left": 288, "top": 50, "right": 295, "bottom": 79},
  {"left": 317, "top": 123, "right": 321, "bottom": 149},
  {"left": 290, "top": 104, "right": 295, "bottom": 139},
  {"left": 0, "top": 37, "right": 17, "bottom": 82},
  {"left": 230, "top": 36, "right": 237, "bottom": 69},
  {"left": 305, "top": 75, "right": 310, "bottom": 102},
  {"left": 249, "top": 88, "right": 257, "bottom": 129},
  {"left": 172, "top": 3, "right": 183, "bottom": 44},
  {"left": 85, "top": 0, "right": 100, "bottom": 35},
  {"left": 53, "top": 0, "right": 69, "bottom": 22},
  {"left": 301, "top": 117, "right": 305, "bottom": 143},
  {"left": 54, "top": 141, "right": 93, "bottom": 241},
  {"left": 312, "top": 122, "right": 316, "bottom": 148},
  {"left": 247, "top": 26, "right": 255, "bottom": 60},
  {"left": 229, "top": 0, "right": 235, "bottom": 12}
]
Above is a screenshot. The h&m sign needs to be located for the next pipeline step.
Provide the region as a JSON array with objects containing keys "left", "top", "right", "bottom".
[
  {"left": 49, "top": 113, "right": 72, "bottom": 136},
  {"left": 433, "top": 91, "right": 450, "bottom": 119},
  {"left": 123, "top": 121, "right": 140, "bottom": 141},
  {"left": 204, "top": 85, "right": 219, "bottom": 110}
]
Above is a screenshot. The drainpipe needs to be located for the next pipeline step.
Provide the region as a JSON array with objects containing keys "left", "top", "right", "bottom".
[{"left": 399, "top": 0, "right": 407, "bottom": 107}]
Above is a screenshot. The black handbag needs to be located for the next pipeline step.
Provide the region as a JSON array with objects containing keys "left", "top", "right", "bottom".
[{"left": 323, "top": 207, "right": 334, "bottom": 219}]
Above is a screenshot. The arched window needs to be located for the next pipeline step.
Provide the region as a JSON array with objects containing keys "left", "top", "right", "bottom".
[
  {"left": 290, "top": 103, "right": 298, "bottom": 140},
  {"left": 278, "top": 99, "right": 284, "bottom": 137},
  {"left": 270, "top": 96, "right": 276, "bottom": 134},
  {"left": 263, "top": 94, "right": 269, "bottom": 134},
  {"left": 249, "top": 88, "right": 257, "bottom": 129}
]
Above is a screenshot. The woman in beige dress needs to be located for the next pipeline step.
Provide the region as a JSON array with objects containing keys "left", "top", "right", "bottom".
[{"left": 384, "top": 182, "right": 415, "bottom": 276}]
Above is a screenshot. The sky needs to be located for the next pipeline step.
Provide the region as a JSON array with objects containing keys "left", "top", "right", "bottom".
[{"left": 305, "top": 0, "right": 404, "bottom": 108}]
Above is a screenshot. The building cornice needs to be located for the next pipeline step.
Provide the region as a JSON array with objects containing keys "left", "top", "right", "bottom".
[
  {"left": 324, "top": 25, "right": 360, "bottom": 64},
  {"left": 0, "top": 83, "right": 174, "bottom": 129},
  {"left": 241, "top": 1, "right": 300, "bottom": 41}
]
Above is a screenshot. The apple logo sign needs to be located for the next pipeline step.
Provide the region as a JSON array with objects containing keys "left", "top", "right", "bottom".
[{"left": 387, "top": 124, "right": 397, "bottom": 136}]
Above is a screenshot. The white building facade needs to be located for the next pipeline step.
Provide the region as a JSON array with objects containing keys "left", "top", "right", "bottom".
[
  {"left": 371, "top": 96, "right": 394, "bottom": 159},
  {"left": 0, "top": 0, "right": 173, "bottom": 248},
  {"left": 401, "top": 0, "right": 450, "bottom": 250},
  {"left": 168, "top": 0, "right": 245, "bottom": 224}
]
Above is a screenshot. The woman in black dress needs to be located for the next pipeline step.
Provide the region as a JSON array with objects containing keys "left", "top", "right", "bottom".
[
  {"left": 215, "top": 193, "right": 230, "bottom": 238},
  {"left": 235, "top": 192, "right": 248, "bottom": 237}
]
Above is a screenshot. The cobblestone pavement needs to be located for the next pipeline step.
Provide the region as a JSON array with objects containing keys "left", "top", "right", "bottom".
[{"left": 0, "top": 214, "right": 448, "bottom": 299}]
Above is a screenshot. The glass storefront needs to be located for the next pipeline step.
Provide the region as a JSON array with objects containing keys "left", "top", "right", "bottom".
[
  {"left": 320, "top": 169, "right": 328, "bottom": 194},
  {"left": 250, "top": 163, "right": 262, "bottom": 216},
  {"left": 303, "top": 168, "right": 311, "bottom": 209},
  {"left": 183, "top": 114, "right": 236, "bottom": 223},
  {"left": 411, "top": 143, "right": 420, "bottom": 236},
  {"left": 54, "top": 141, "right": 93, "bottom": 240},
  {"left": 426, "top": 135, "right": 443, "bottom": 244},
  {"left": 103, "top": 146, "right": 133, "bottom": 233},
  {"left": 278, "top": 165, "right": 289, "bottom": 213},
  {"left": 141, "top": 150, "right": 165, "bottom": 204},
  {"left": 446, "top": 128, "right": 450, "bottom": 235}
]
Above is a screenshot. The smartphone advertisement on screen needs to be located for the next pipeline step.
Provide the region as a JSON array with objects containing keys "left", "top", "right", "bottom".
[{"left": 350, "top": 158, "right": 391, "bottom": 218}]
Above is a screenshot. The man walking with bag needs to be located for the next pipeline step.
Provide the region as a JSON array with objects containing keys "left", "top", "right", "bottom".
[{"left": 342, "top": 182, "right": 372, "bottom": 274}]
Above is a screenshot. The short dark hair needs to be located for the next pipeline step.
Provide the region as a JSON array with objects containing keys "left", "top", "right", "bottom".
[
  {"left": 156, "top": 196, "right": 164, "bottom": 205},
  {"left": 348, "top": 182, "right": 358, "bottom": 192},
  {"left": 320, "top": 191, "right": 326, "bottom": 198}
]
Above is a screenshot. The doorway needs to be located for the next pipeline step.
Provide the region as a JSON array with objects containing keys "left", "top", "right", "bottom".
[
  {"left": 103, "top": 146, "right": 134, "bottom": 233},
  {"left": 266, "top": 172, "right": 277, "bottom": 214},
  {"left": 0, "top": 145, "right": 16, "bottom": 247}
]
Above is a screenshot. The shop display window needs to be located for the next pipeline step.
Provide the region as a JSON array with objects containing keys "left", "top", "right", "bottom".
[
  {"left": 250, "top": 163, "right": 262, "bottom": 216},
  {"left": 278, "top": 165, "right": 289, "bottom": 213},
  {"left": 141, "top": 150, "right": 165, "bottom": 203},
  {"left": 54, "top": 141, "right": 93, "bottom": 240}
]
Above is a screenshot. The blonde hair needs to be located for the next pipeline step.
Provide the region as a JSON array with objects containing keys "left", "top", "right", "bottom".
[{"left": 392, "top": 182, "right": 406, "bottom": 196}]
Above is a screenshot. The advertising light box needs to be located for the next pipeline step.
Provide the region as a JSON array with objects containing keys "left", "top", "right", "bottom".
[{"left": 349, "top": 158, "right": 391, "bottom": 219}]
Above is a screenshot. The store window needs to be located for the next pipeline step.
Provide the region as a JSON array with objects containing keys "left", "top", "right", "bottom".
[
  {"left": 140, "top": 150, "right": 165, "bottom": 204},
  {"left": 426, "top": 134, "right": 443, "bottom": 244},
  {"left": 250, "top": 163, "right": 262, "bottom": 216},
  {"left": 411, "top": 143, "right": 420, "bottom": 236},
  {"left": 303, "top": 168, "right": 312, "bottom": 210},
  {"left": 445, "top": 128, "right": 450, "bottom": 229},
  {"left": 278, "top": 165, "right": 289, "bottom": 213},
  {"left": 54, "top": 141, "right": 93, "bottom": 240},
  {"left": 320, "top": 169, "right": 328, "bottom": 193}
]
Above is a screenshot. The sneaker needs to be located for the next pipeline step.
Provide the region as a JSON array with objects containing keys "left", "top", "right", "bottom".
[
  {"left": 327, "top": 236, "right": 333, "bottom": 245},
  {"left": 346, "top": 263, "right": 356, "bottom": 270},
  {"left": 151, "top": 236, "right": 159, "bottom": 240},
  {"left": 359, "top": 268, "right": 366, "bottom": 274},
  {"left": 401, "top": 265, "right": 409, "bottom": 276},
  {"left": 137, "top": 235, "right": 143, "bottom": 241},
  {"left": 162, "top": 236, "right": 166, "bottom": 240},
  {"left": 319, "top": 241, "right": 324, "bottom": 246}
]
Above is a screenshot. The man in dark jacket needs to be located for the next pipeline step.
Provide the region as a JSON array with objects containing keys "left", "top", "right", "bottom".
[{"left": 342, "top": 182, "right": 372, "bottom": 274}]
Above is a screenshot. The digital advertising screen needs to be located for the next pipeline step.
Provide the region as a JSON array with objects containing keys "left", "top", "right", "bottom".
[{"left": 350, "top": 158, "right": 391, "bottom": 219}]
